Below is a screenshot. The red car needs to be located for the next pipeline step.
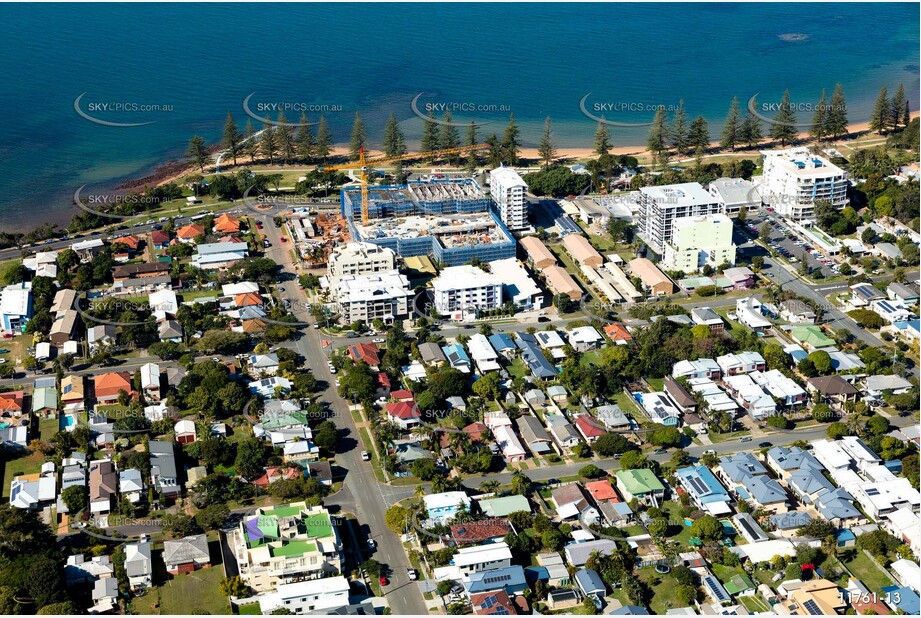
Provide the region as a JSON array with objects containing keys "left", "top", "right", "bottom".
[
  {"left": 379, "top": 577, "right": 389, "bottom": 586},
  {"left": 280, "top": 237, "right": 287, "bottom": 242}
]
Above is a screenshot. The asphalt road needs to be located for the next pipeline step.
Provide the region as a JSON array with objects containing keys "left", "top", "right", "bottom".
[{"left": 259, "top": 215, "right": 428, "bottom": 615}]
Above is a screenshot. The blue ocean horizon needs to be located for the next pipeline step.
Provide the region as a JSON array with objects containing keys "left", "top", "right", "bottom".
[{"left": 0, "top": 2, "right": 918, "bottom": 230}]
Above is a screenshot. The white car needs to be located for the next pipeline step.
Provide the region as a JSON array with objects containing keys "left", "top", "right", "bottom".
[
  {"left": 372, "top": 338, "right": 385, "bottom": 343},
  {"left": 361, "top": 450, "right": 371, "bottom": 461}
]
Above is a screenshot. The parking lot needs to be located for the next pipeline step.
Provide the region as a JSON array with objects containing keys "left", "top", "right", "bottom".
[{"left": 744, "top": 213, "right": 838, "bottom": 278}]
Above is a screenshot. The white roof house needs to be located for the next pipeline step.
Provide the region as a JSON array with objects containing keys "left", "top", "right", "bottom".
[
  {"left": 257, "top": 576, "right": 351, "bottom": 615},
  {"left": 9, "top": 475, "right": 56, "bottom": 509},
  {"left": 750, "top": 370, "right": 807, "bottom": 406},
  {"left": 724, "top": 374, "right": 776, "bottom": 419},
  {"left": 566, "top": 326, "right": 603, "bottom": 351},
  {"left": 191, "top": 243, "right": 249, "bottom": 269},
  {"left": 735, "top": 297, "right": 771, "bottom": 330},
  {"left": 688, "top": 377, "right": 738, "bottom": 412},
  {"left": 488, "top": 258, "right": 543, "bottom": 310},
  {"left": 493, "top": 424, "right": 526, "bottom": 462},
  {"left": 467, "top": 334, "right": 500, "bottom": 373},
  {"left": 149, "top": 289, "right": 178, "bottom": 319},
  {"left": 890, "top": 559, "right": 921, "bottom": 595},
  {"left": 140, "top": 362, "right": 160, "bottom": 391},
  {"left": 716, "top": 351, "right": 765, "bottom": 375},
  {"left": 451, "top": 541, "right": 513, "bottom": 573},
  {"left": 221, "top": 281, "right": 260, "bottom": 296},
  {"left": 672, "top": 358, "right": 721, "bottom": 380}
]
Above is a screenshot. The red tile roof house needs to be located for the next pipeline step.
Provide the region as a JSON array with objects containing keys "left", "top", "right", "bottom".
[
  {"left": 252, "top": 466, "right": 304, "bottom": 487},
  {"left": 150, "top": 230, "right": 170, "bottom": 249},
  {"left": 585, "top": 479, "right": 621, "bottom": 503},
  {"left": 451, "top": 518, "right": 514, "bottom": 545},
  {"left": 376, "top": 372, "right": 391, "bottom": 396},
  {"left": 603, "top": 323, "right": 633, "bottom": 345},
  {"left": 471, "top": 590, "right": 518, "bottom": 616},
  {"left": 390, "top": 389, "right": 414, "bottom": 402},
  {"left": 93, "top": 372, "right": 135, "bottom": 404},
  {"left": 175, "top": 223, "right": 205, "bottom": 244},
  {"left": 574, "top": 414, "right": 607, "bottom": 443},
  {"left": 348, "top": 342, "right": 381, "bottom": 367},
  {"left": 0, "top": 391, "right": 25, "bottom": 417},
  {"left": 464, "top": 422, "right": 489, "bottom": 443},
  {"left": 386, "top": 400, "right": 421, "bottom": 430},
  {"left": 234, "top": 292, "right": 264, "bottom": 308}
]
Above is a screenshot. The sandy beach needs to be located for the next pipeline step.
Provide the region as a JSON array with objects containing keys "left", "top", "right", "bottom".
[{"left": 139, "top": 116, "right": 910, "bottom": 191}]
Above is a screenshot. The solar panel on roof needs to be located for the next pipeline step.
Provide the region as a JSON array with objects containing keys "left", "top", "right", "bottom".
[
  {"left": 704, "top": 576, "right": 728, "bottom": 601},
  {"left": 688, "top": 476, "right": 710, "bottom": 495},
  {"left": 803, "top": 599, "right": 823, "bottom": 615},
  {"left": 483, "top": 596, "right": 496, "bottom": 609}
]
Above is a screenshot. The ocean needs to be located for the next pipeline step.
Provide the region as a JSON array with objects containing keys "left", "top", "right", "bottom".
[{"left": 0, "top": 2, "right": 918, "bottom": 230}]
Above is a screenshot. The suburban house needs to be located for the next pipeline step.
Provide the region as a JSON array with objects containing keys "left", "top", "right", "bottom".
[
  {"left": 676, "top": 465, "right": 732, "bottom": 515},
  {"left": 615, "top": 469, "right": 665, "bottom": 506},
  {"left": 780, "top": 300, "right": 817, "bottom": 324},
  {"left": 60, "top": 375, "right": 86, "bottom": 412},
  {"left": 717, "top": 453, "right": 788, "bottom": 513},
  {"left": 603, "top": 323, "right": 634, "bottom": 346},
  {"left": 93, "top": 372, "right": 134, "bottom": 404},
  {"left": 119, "top": 469, "right": 145, "bottom": 504},
  {"left": 89, "top": 460, "right": 117, "bottom": 514},
  {"left": 140, "top": 362, "right": 161, "bottom": 401},
  {"left": 386, "top": 400, "right": 421, "bottom": 430},
  {"left": 418, "top": 341, "right": 447, "bottom": 366},
  {"left": 163, "top": 534, "right": 211, "bottom": 574},
  {"left": 423, "top": 491, "right": 472, "bottom": 523},
  {"left": 691, "top": 307, "right": 724, "bottom": 333},
  {"left": 515, "top": 415, "right": 553, "bottom": 456},
  {"left": 492, "top": 424, "right": 526, "bottom": 463},
  {"left": 806, "top": 376, "right": 860, "bottom": 409},
  {"left": 149, "top": 440, "right": 180, "bottom": 500},
  {"left": 347, "top": 342, "right": 381, "bottom": 367},
  {"left": 573, "top": 414, "right": 607, "bottom": 443},
  {"left": 124, "top": 541, "right": 153, "bottom": 590}
]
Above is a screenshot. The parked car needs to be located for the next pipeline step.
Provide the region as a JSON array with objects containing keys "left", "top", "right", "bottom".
[
  {"left": 379, "top": 577, "right": 389, "bottom": 586},
  {"left": 740, "top": 436, "right": 752, "bottom": 443},
  {"left": 361, "top": 450, "right": 371, "bottom": 461},
  {"left": 758, "top": 441, "right": 773, "bottom": 448},
  {"left": 407, "top": 568, "right": 417, "bottom": 581},
  {"left": 367, "top": 539, "right": 376, "bottom": 549}
]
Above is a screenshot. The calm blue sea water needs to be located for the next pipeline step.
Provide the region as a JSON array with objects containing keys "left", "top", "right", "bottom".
[{"left": 0, "top": 2, "right": 918, "bottom": 230}]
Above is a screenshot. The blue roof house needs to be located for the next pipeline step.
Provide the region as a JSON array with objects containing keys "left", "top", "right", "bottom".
[{"left": 676, "top": 466, "right": 732, "bottom": 515}]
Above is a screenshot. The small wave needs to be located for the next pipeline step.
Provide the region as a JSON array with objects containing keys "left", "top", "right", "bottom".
[{"left": 778, "top": 32, "right": 809, "bottom": 42}]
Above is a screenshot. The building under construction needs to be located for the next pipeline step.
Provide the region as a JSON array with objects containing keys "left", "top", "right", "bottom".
[{"left": 340, "top": 179, "right": 515, "bottom": 266}]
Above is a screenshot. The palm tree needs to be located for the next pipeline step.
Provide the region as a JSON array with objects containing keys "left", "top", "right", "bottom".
[{"left": 479, "top": 480, "right": 500, "bottom": 495}]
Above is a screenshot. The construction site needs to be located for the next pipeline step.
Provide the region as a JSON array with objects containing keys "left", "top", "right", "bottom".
[
  {"left": 286, "top": 209, "right": 351, "bottom": 266},
  {"left": 340, "top": 179, "right": 516, "bottom": 267}
]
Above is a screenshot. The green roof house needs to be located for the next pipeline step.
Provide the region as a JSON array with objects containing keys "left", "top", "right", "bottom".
[
  {"left": 790, "top": 325, "right": 835, "bottom": 350},
  {"left": 477, "top": 494, "right": 532, "bottom": 517},
  {"left": 32, "top": 387, "right": 57, "bottom": 418},
  {"left": 615, "top": 469, "right": 665, "bottom": 506}
]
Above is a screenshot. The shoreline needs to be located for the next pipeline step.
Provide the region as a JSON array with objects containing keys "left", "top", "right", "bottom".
[
  {"left": 143, "top": 116, "right": 899, "bottom": 189},
  {"left": 2, "top": 115, "right": 914, "bottom": 239}
]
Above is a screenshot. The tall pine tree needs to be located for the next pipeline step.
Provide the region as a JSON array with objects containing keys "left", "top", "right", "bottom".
[
  {"left": 891, "top": 83, "right": 907, "bottom": 131},
  {"left": 741, "top": 97, "right": 763, "bottom": 148},
  {"left": 537, "top": 116, "right": 557, "bottom": 168},
  {"left": 242, "top": 120, "right": 258, "bottom": 162},
  {"left": 671, "top": 100, "right": 688, "bottom": 154},
  {"left": 315, "top": 115, "right": 332, "bottom": 161},
  {"left": 261, "top": 123, "right": 278, "bottom": 165},
  {"left": 594, "top": 121, "right": 611, "bottom": 156},
  {"left": 501, "top": 113, "right": 520, "bottom": 165},
  {"left": 688, "top": 116, "right": 710, "bottom": 152},
  {"left": 647, "top": 106, "right": 670, "bottom": 159},
  {"left": 811, "top": 89, "right": 828, "bottom": 141},
  {"left": 295, "top": 112, "right": 315, "bottom": 163},
  {"left": 222, "top": 111, "right": 241, "bottom": 166},
  {"left": 349, "top": 112, "right": 367, "bottom": 161},
  {"left": 769, "top": 90, "right": 797, "bottom": 146},
  {"left": 720, "top": 97, "right": 743, "bottom": 151},
  {"left": 869, "top": 86, "right": 890, "bottom": 134},
  {"left": 382, "top": 113, "right": 407, "bottom": 158},
  {"left": 420, "top": 111, "right": 439, "bottom": 160},
  {"left": 276, "top": 112, "right": 296, "bottom": 164},
  {"left": 464, "top": 122, "right": 478, "bottom": 175},
  {"left": 826, "top": 84, "right": 848, "bottom": 139},
  {"left": 440, "top": 111, "right": 460, "bottom": 164}
]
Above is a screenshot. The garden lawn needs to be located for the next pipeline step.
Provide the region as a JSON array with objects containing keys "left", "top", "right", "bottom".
[
  {"left": 156, "top": 565, "right": 230, "bottom": 615},
  {"left": 841, "top": 550, "right": 894, "bottom": 594},
  {"left": 635, "top": 567, "right": 685, "bottom": 615}
]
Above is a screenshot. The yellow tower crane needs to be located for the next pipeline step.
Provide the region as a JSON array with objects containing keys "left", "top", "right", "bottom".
[{"left": 320, "top": 143, "right": 489, "bottom": 225}]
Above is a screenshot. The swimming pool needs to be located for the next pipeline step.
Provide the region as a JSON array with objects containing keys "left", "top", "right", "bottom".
[{"left": 61, "top": 415, "right": 77, "bottom": 430}]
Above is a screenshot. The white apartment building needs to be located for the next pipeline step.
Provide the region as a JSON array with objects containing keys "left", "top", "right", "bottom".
[
  {"left": 333, "top": 269, "right": 412, "bottom": 324},
  {"left": 431, "top": 265, "right": 503, "bottom": 321},
  {"left": 326, "top": 242, "right": 397, "bottom": 285},
  {"left": 489, "top": 167, "right": 529, "bottom": 231},
  {"left": 257, "top": 577, "right": 350, "bottom": 614},
  {"left": 708, "top": 178, "right": 761, "bottom": 216},
  {"left": 231, "top": 503, "right": 342, "bottom": 593},
  {"left": 759, "top": 147, "right": 849, "bottom": 219},
  {"left": 636, "top": 182, "right": 723, "bottom": 254},
  {"left": 663, "top": 213, "right": 736, "bottom": 272},
  {"left": 488, "top": 258, "right": 543, "bottom": 310}
]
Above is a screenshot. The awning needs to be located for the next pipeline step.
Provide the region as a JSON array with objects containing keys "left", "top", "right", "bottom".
[{"left": 704, "top": 501, "right": 733, "bottom": 515}]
